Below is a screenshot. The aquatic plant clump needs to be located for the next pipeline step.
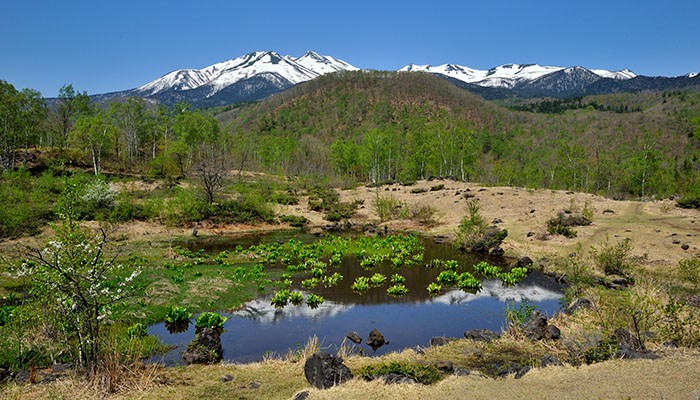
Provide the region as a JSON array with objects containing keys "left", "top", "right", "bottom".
[
  {"left": 474, "top": 261, "right": 502, "bottom": 278},
  {"left": 322, "top": 272, "right": 343, "bottom": 287},
  {"left": 195, "top": 312, "right": 227, "bottom": 329},
  {"left": 436, "top": 270, "right": 458, "bottom": 285},
  {"left": 387, "top": 284, "right": 409, "bottom": 296},
  {"left": 391, "top": 274, "right": 406, "bottom": 284},
  {"left": 165, "top": 306, "right": 192, "bottom": 325},
  {"left": 306, "top": 293, "right": 324, "bottom": 308},
  {"left": 370, "top": 273, "right": 387, "bottom": 286},
  {"left": 351, "top": 276, "right": 371, "bottom": 293},
  {"left": 127, "top": 323, "right": 148, "bottom": 338},
  {"left": 457, "top": 272, "right": 482, "bottom": 290},
  {"left": 427, "top": 282, "right": 442, "bottom": 296},
  {"left": 271, "top": 289, "right": 292, "bottom": 308},
  {"left": 289, "top": 291, "right": 304, "bottom": 306},
  {"left": 302, "top": 277, "right": 321, "bottom": 288}
]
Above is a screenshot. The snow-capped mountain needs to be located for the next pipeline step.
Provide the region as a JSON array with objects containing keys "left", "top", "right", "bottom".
[
  {"left": 86, "top": 52, "right": 699, "bottom": 106},
  {"left": 399, "top": 62, "right": 636, "bottom": 88},
  {"left": 131, "top": 51, "right": 357, "bottom": 105}
]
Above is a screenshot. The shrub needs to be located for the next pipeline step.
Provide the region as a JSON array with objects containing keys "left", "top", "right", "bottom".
[
  {"left": 195, "top": 312, "right": 227, "bottom": 329},
  {"left": 165, "top": 306, "right": 192, "bottom": 325},
  {"left": 271, "top": 191, "right": 299, "bottom": 205},
  {"left": 358, "top": 362, "right": 445, "bottom": 385},
  {"left": 410, "top": 204, "right": 440, "bottom": 226},
  {"left": 504, "top": 301, "right": 538, "bottom": 328},
  {"left": 373, "top": 193, "right": 404, "bottom": 222},
  {"left": 590, "top": 237, "right": 634, "bottom": 276},
  {"left": 280, "top": 214, "right": 308, "bottom": 227},
  {"left": 429, "top": 184, "right": 445, "bottom": 191},
  {"left": 410, "top": 187, "right": 428, "bottom": 194},
  {"left": 678, "top": 257, "right": 700, "bottom": 289},
  {"left": 81, "top": 180, "right": 116, "bottom": 207},
  {"left": 584, "top": 334, "right": 618, "bottom": 364},
  {"left": 546, "top": 210, "right": 592, "bottom": 238},
  {"left": 454, "top": 199, "right": 506, "bottom": 252},
  {"left": 676, "top": 196, "right": 700, "bottom": 210},
  {"left": 127, "top": 323, "right": 148, "bottom": 339}
]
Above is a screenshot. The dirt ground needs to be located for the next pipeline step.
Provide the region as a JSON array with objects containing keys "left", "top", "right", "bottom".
[{"left": 281, "top": 180, "right": 699, "bottom": 267}]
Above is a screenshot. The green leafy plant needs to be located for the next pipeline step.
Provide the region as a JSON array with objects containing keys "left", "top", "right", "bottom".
[
  {"left": 678, "top": 257, "right": 700, "bottom": 289},
  {"left": 271, "top": 289, "right": 292, "bottom": 308},
  {"left": 195, "top": 312, "right": 227, "bottom": 329},
  {"left": 474, "top": 261, "right": 501, "bottom": 278},
  {"left": 165, "top": 306, "right": 192, "bottom": 325},
  {"left": 426, "top": 282, "right": 442, "bottom": 296},
  {"left": 351, "top": 276, "right": 371, "bottom": 293},
  {"left": 306, "top": 293, "right": 324, "bottom": 308},
  {"left": 289, "top": 291, "right": 304, "bottom": 306},
  {"left": 322, "top": 272, "right": 343, "bottom": 288},
  {"left": 436, "top": 270, "right": 458, "bottom": 285},
  {"left": 370, "top": 273, "right": 387, "bottom": 286},
  {"left": 127, "top": 323, "right": 148, "bottom": 339},
  {"left": 390, "top": 274, "right": 406, "bottom": 285},
  {"left": 505, "top": 301, "right": 538, "bottom": 328},
  {"left": 387, "top": 284, "right": 409, "bottom": 296},
  {"left": 457, "top": 272, "right": 482, "bottom": 290}
]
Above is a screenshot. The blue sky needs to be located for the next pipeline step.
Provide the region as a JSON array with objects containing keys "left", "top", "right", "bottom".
[{"left": 1, "top": 0, "right": 698, "bottom": 96}]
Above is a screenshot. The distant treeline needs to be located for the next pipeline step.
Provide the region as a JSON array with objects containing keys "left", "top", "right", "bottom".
[{"left": 507, "top": 96, "right": 643, "bottom": 114}]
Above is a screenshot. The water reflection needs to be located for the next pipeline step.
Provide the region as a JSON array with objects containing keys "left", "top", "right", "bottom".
[{"left": 149, "top": 232, "right": 563, "bottom": 365}]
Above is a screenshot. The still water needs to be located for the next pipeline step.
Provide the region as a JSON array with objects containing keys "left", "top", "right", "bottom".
[{"left": 148, "top": 232, "right": 563, "bottom": 365}]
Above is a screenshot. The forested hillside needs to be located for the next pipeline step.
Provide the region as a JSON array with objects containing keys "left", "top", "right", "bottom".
[{"left": 221, "top": 71, "right": 700, "bottom": 198}]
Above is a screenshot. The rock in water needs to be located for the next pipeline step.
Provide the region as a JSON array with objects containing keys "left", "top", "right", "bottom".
[
  {"left": 367, "top": 328, "right": 386, "bottom": 350},
  {"left": 303, "top": 351, "right": 353, "bottom": 389},
  {"left": 181, "top": 328, "right": 223, "bottom": 364},
  {"left": 346, "top": 331, "right": 362, "bottom": 344}
]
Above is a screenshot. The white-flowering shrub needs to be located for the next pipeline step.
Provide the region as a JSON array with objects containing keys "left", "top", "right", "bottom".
[{"left": 81, "top": 180, "right": 116, "bottom": 207}]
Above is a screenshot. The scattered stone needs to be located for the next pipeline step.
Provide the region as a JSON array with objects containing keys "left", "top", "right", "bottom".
[
  {"left": 294, "top": 391, "right": 310, "bottom": 400},
  {"left": 367, "top": 328, "right": 386, "bottom": 350},
  {"left": 672, "top": 239, "right": 681, "bottom": 244},
  {"left": 303, "top": 351, "right": 353, "bottom": 389},
  {"left": 492, "top": 218, "right": 504, "bottom": 224},
  {"left": 478, "top": 188, "right": 487, "bottom": 192},
  {"left": 605, "top": 275, "right": 631, "bottom": 290},
  {"left": 541, "top": 355, "right": 563, "bottom": 367},
  {"left": 219, "top": 374, "right": 234, "bottom": 383},
  {"left": 489, "top": 247, "right": 505, "bottom": 257},
  {"left": 521, "top": 311, "right": 549, "bottom": 341},
  {"left": 515, "top": 366, "right": 531, "bottom": 379},
  {"left": 464, "top": 348, "right": 483, "bottom": 357},
  {"left": 346, "top": 332, "right": 362, "bottom": 344},
  {"left": 603, "top": 209, "right": 615, "bottom": 214},
  {"left": 566, "top": 298, "right": 593, "bottom": 314},
  {"left": 246, "top": 381, "right": 261, "bottom": 389},
  {"left": 50, "top": 363, "right": 72, "bottom": 373},
  {"left": 530, "top": 209, "right": 536, "bottom": 213},
  {"left": 496, "top": 365, "right": 520, "bottom": 377},
  {"left": 182, "top": 328, "right": 223, "bottom": 364},
  {"left": 526, "top": 231, "right": 535, "bottom": 237},
  {"left": 464, "top": 328, "right": 499, "bottom": 342},
  {"left": 382, "top": 373, "right": 416, "bottom": 384},
  {"left": 546, "top": 325, "right": 561, "bottom": 340},
  {"left": 515, "top": 256, "right": 533, "bottom": 269},
  {"left": 453, "top": 367, "right": 470, "bottom": 376},
  {"left": 682, "top": 244, "right": 690, "bottom": 250},
  {"left": 433, "top": 360, "right": 454, "bottom": 372},
  {"left": 430, "top": 336, "right": 457, "bottom": 347}
]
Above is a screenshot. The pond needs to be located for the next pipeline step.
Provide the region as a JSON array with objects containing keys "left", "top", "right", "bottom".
[{"left": 147, "top": 231, "right": 563, "bottom": 365}]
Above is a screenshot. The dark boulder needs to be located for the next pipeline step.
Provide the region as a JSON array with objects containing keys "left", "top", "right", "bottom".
[
  {"left": 382, "top": 373, "right": 416, "bottom": 384},
  {"left": 515, "top": 256, "right": 533, "bottom": 269},
  {"left": 521, "top": 311, "right": 549, "bottom": 341},
  {"left": 489, "top": 246, "right": 505, "bottom": 257},
  {"left": 541, "top": 355, "right": 563, "bottom": 367},
  {"left": 682, "top": 244, "right": 690, "bottom": 250},
  {"left": 367, "top": 328, "right": 386, "bottom": 350},
  {"left": 430, "top": 336, "right": 457, "bottom": 347},
  {"left": 433, "top": 360, "right": 454, "bottom": 372},
  {"left": 464, "top": 329, "right": 499, "bottom": 342},
  {"left": 219, "top": 374, "right": 234, "bottom": 382},
  {"left": 293, "top": 391, "right": 310, "bottom": 400},
  {"left": 303, "top": 351, "right": 353, "bottom": 389},
  {"left": 346, "top": 331, "right": 362, "bottom": 344},
  {"left": 547, "top": 325, "right": 561, "bottom": 340},
  {"left": 566, "top": 298, "right": 593, "bottom": 314},
  {"left": 182, "top": 328, "right": 223, "bottom": 364},
  {"left": 515, "top": 366, "right": 531, "bottom": 379}
]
